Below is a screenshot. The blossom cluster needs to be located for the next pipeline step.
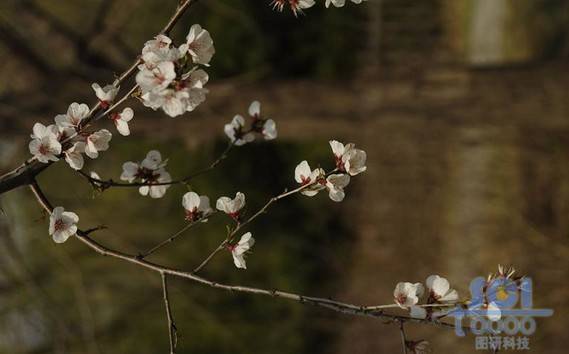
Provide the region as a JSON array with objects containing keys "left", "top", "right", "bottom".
[
  {"left": 29, "top": 101, "right": 120, "bottom": 170},
  {"left": 393, "top": 275, "right": 459, "bottom": 320},
  {"left": 136, "top": 24, "right": 214, "bottom": 117},
  {"left": 294, "top": 140, "right": 366, "bottom": 202},
  {"left": 224, "top": 101, "right": 277, "bottom": 145},
  {"left": 271, "top": 0, "right": 366, "bottom": 16}
]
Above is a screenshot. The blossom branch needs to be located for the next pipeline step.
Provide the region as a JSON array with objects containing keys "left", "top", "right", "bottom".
[
  {"left": 399, "top": 321, "right": 408, "bottom": 354},
  {"left": 192, "top": 179, "right": 320, "bottom": 274},
  {"left": 161, "top": 272, "right": 178, "bottom": 354},
  {"left": 0, "top": 0, "right": 199, "bottom": 196},
  {"left": 77, "top": 142, "right": 234, "bottom": 190},
  {"left": 28, "top": 181, "right": 463, "bottom": 333}
]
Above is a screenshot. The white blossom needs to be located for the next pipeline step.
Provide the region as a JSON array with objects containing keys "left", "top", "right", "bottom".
[
  {"left": 138, "top": 169, "right": 171, "bottom": 198},
  {"left": 111, "top": 107, "right": 134, "bottom": 136},
  {"left": 136, "top": 61, "right": 177, "bottom": 93},
  {"left": 229, "top": 232, "right": 255, "bottom": 269},
  {"left": 29, "top": 123, "right": 61, "bottom": 163},
  {"left": 425, "top": 275, "right": 459, "bottom": 303},
  {"left": 140, "top": 35, "right": 182, "bottom": 69},
  {"left": 92, "top": 83, "right": 119, "bottom": 108},
  {"left": 49, "top": 206, "right": 79, "bottom": 243},
  {"left": 325, "top": 173, "right": 350, "bottom": 202},
  {"left": 248, "top": 101, "right": 277, "bottom": 140},
  {"left": 90, "top": 171, "right": 104, "bottom": 188},
  {"left": 216, "top": 192, "right": 246, "bottom": 219},
  {"left": 120, "top": 150, "right": 171, "bottom": 198},
  {"left": 329, "top": 140, "right": 367, "bottom": 176},
  {"left": 394, "top": 282, "right": 424, "bottom": 308},
  {"left": 294, "top": 160, "right": 325, "bottom": 197},
  {"left": 325, "top": 0, "right": 366, "bottom": 8},
  {"left": 85, "top": 129, "right": 112, "bottom": 159},
  {"left": 272, "top": 0, "right": 315, "bottom": 16},
  {"left": 184, "top": 24, "right": 215, "bottom": 65},
  {"left": 64, "top": 142, "right": 86, "bottom": 170},
  {"left": 55, "top": 102, "right": 89, "bottom": 129},
  {"left": 224, "top": 115, "right": 255, "bottom": 146},
  {"left": 182, "top": 191, "right": 212, "bottom": 221}
]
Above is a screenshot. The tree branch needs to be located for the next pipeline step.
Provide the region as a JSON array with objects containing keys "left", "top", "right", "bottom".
[
  {"left": 0, "top": 0, "right": 199, "bottom": 196},
  {"left": 161, "top": 272, "right": 177, "bottom": 354}
]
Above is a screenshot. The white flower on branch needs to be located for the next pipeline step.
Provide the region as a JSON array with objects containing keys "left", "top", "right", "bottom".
[
  {"left": 325, "top": 173, "right": 350, "bottom": 202},
  {"left": 64, "top": 142, "right": 86, "bottom": 171},
  {"left": 294, "top": 160, "right": 325, "bottom": 197},
  {"left": 329, "top": 140, "right": 367, "bottom": 176},
  {"left": 90, "top": 171, "right": 103, "bottom": 188},
  {"left": 92, "top": 83, "right": 119, "bottom": 108},
  {"left": 110, "top": 107, "right": 134, "bottom": 136},
  {"left": 121, "top": 150, "right": 172, "bottom": 198},
  {"left": 228, "top": 232, "right": 255, "bottom": 269},
  {"left": 55, "top": 102, "right": 89, "bottom": 129},
  {"left": 182, "top": 192, "right": 212, "bottom": 222},
  {"left": 136, "top": 61, "right": 177, "bottom": 93},
  {"left": 394, "top": 282, "right": 424, "bottom": 308},
  {"left": 49, "top": 206, "right": 79, "bottom": 243},
  {"left": 425, "top": 275, "right": 459, "bottom": 303},
  {"left": 325, "top": 0, "right": 366, "bottom": 8},
  {"left": 224, "top": 115, "right": 255, "bottom": 146},
  {"left": 84, "top": 129, "right": 112, "bottom": 159},
  {"left": 248, "top": 101, "right": 277, "bottom": 140},
  {"left": 140, "top": 35, "right": 183, "bottom": 70},
  {"left": 29, "top": 123, "right": 62, "bottom": 163},
  {"left": 271, "top": 0, "right": 315, "bottom": 16},
  {"left": 184, "top": 24, "right": 215, "bottom": 66},
  {"left": 216, "top": 192, "right": 246, "bottom": 219}
]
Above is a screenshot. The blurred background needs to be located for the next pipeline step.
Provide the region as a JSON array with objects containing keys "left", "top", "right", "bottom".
[{"left": 0, "top": 0, "right": 569, "bottom": 353}]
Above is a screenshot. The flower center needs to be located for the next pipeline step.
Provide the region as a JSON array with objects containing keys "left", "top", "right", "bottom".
[{"left": 54, "top": 219, "right": 66, "bottom": 232}]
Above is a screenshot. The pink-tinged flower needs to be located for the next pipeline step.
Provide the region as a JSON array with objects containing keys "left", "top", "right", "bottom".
[
  {"left": 224, "top": 115, "right": 255, "bottom": 146},
  {"left": 55, "top": 102, "right": 89, "bottom": 129},
  {"left": 325, "top": 173, "right": 350, "bottom": 202},
  {"left": 425, "top": 275, "right": 459, "bottom": 303},
  {"left": 85, "top": 129, "right": 112, "bottom": 159},
  {"left": 294, "top": 160, "right": 325, "bottom": 197},
  {"left": 120, "top": 150, "right": 171, "bottom": 198},
  {"left": 136, "top": 61, "right": 177, "bottom": 93},
  {"left": 110, "top": 107, "right": 134, "bottom": 136},
  {"left": 49, "top": 206, "right": 79, "bottom": 243},
  {"left": 182, "top": 191, "right": 212, "bottom": 222},
  {"left": 329, "top": 140, "right": 367, "bottom": 175},
  {"left": 140, "top": 34, "right": 183, "bottom": 70},
  {"left": 248, "top": 101, "right": 277, "bottom": 140},
  {"left": 64, "top": 142, "right": 86, "bottom": 170},
  {"left": 216, "top": 192, "right": 246, "bottom": 219},
  {"left": 184, "top": 24, "right": 215, "bottom": 66},
  {"left": 92, "top": 83, "right": 119, "bottom": 108},
  {"left": 138, "top": 169, "right": 171, "bottom": 198},
  {"left": 29, "top": 123, "right": 62, "bottom": 163},
  {"left": 228, "top": 232, "right": 255, "bottom": 269},
  {"left": 271, "top": 0, "right": 315, "bottom": 16},
  {"left": 394, "top": 282, "right": 424, "bottom": 308}
]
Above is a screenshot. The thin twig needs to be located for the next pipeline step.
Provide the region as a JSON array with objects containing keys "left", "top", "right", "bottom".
[
  {"left": 140, "top": 213, "right": 217, "bottom": 259},
  {"left": 399, "top": 321, "right": 408, "bottom": 354},
  {"left": 77, "top": 142, "right": 234, "bottom": 189},
  {"left": 161, "top": 272, "right": 177, "bottom": 354}
]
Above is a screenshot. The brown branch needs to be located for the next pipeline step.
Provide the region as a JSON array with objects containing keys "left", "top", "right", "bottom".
[
  {"left": 399, "top": 321, "right": 408, "bottom": 354},
  {"left": 28, "top": 181, "right": 463, "bottom": 334},
  {"left": 0, "top": 0, "right": 199, "bottom": 196},
  {"left": 161, "top": 273, "right": 177, "bottom": 354}
]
